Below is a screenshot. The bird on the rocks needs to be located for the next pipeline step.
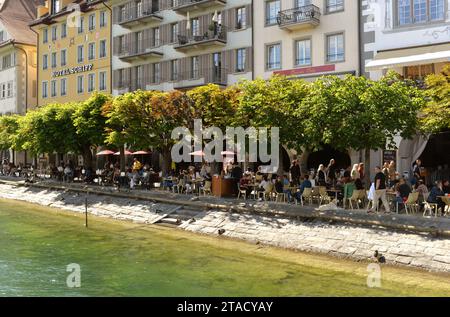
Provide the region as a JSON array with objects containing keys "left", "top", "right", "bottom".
[
  {"left": 218, "top": 229, "right": 226, "bottom": 235},
  {"left": 374, "top": 250, "right": 386, "bottom": 263}
]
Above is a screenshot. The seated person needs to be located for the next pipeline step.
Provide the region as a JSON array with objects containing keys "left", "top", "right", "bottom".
[
  {"left": 443, "top": 180, "right": 450, "bottom": 195},
  {"left": 395, "top": 178, "right": 411, "bottom": 203},
  {"left": 295, "top": 175, "right": 312, "bottom": 202},
  {"left": 239, "top": 173, "right": 252, "bottom": 197},
  {"left": 354, "top": 178, "right": 364, "bottom": 190},
  {"left": 428, "top": 181, "right": 445, "bottom": 213}
]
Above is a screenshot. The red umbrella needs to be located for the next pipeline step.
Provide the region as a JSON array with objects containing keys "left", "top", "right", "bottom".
[
  {"left": 133, "top": 150, "right": 151, "bottom": 155},
  {"left": 96, "top": 150, "right": 115, "bottom": 156},
  {"left": 114, "top": 150, "right": 134, "bottom": 156}
]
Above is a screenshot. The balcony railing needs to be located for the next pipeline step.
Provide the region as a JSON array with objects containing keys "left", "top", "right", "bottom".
[
  {"left": 118, "top": 3, "right": 162, "bottom": 28},
  {"left": 173, "top": 67, "right": 227, "bottom": 89},
  {"left": 277, "top": 5, "right": 321, "bottom": 30},
  {"left": 174, "top": 25, "right": 227, "bottom": 51},
  {"left": 173, "top": 0, "right": 227, "bottom": 13},
  {"left": 117, "top": 40, "right": 163, "bottom": 61}
]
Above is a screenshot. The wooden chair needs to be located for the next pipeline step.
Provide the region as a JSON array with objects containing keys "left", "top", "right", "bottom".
[
  {"left": 299, "top": 187, "right": 313, "bottom": 206},
  {"left": 237, "top": 184, "right": 248, "bottom": 200},
  {"left": 275, "top": 191, "right": 287, "bottom": 203},
  {"left": 318, "top": 186, "right": 332, "bottom": 205},
  {"left": 200, "top": 181, "right": 212, "bottom": 196},
  {"left": 423, "top": 193, "right": 439, "bottom": 217},
  {"left": 347, "top": 189, "right": 363, "bottom": 210},
  {"left": 404, "top": 192, "right": 419, "bottom": 214}
]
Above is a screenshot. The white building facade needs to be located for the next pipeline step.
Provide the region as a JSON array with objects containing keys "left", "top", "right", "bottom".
[
  {"left": 362, "top": 0, "right": 450, "bottom": 181},
  {"left": 111, "top": 0, "right": 253, "bottom": 94}
]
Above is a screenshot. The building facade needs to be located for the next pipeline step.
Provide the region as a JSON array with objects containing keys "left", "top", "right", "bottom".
[
  {"left": 0, "top": 0, "right": 42, "bottom": 165},
  {"left": 362, "top": 0, "right": 450, "bottom": 180},
  {"left": 111, "top": 0, "right": 253, "bottom": 94},
  {"left": 253, "top": 0, "right": 361, "bottom": 80},
  {"left": 31, "top": 0, "right": 112, "bottom": 106}
]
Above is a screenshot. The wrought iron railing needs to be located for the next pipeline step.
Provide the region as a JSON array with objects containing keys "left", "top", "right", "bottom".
[
  {"left": 176, "top": 25, "right": 227, "bottom": 47},
  {"left": 118, "top": 2, "right": 160, "bottom": 25},
  {"left": 277, "top": 5, "right": 321, "bottom": 27}
]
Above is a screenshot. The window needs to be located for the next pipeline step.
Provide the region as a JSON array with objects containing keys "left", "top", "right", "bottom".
[
  {"left": 236, "top": 48, "right": 246, "bottom": 72},
  {"left": 191, "top": 56, "right": 199, "bottom": 79},
  {"left": 171, "top": 23, "right": 179, "bottom": 43},
  {"left": 404, "top": 64, "right": 435, "bottom": 80},
  {"left": 89, "top": 14, "right": 96, "bottom": 31},
  {"left": 78, "top": 16, "right": 84, "bottom": 34},
  {"left": 88, "top": 42, "right": 96, "bottom": 60},
  {"left": 51, "top": 0, "right": 61, "bottom": 14},
  {"left": 61, "top": 23, "right": 67, "bottom": 38},
  {"left": 6, "top": 81, "right": 12, "bottom": 98},
  {"left": 99, "top": 71, "right": 107, "bottom": 91},
  {"left": 296, "top": 0, "right": 311, "bottom": 6},
  {"left": 51, "top": 80, "right": 57, "bottom": 97},
  {"left": 119, "top": 6, "right": 126, "bottom": 23},
  {"left": 236, "top": 7, "right": 247, "bottom": 29},
  {"left": 61, "top": 49, "right": 67, "bottom": 66},
  {"left": 52, "top": 26, "right": 57, "bottom": 41},
  {"left": 326, "top": 0, "right": 344, "bottom": 13},
  {"left": 42, "top": 81, "right": 48, "bottom": 98},
  {"left": 191, "top": 18, "right": 200, "bottom": 36},
  {"left": 397, "top": 0, "right": 445, "bottom": 25},
  {"left": 266, "top": 43, "right": 281, "bottom": 70},
  {"left": 295, "top": 39, "right": 311, "bottom": 66},
  {"left": 136, "top": 0, "right": 143, "bottom": 17},
  {"left": 170, "top": 59, "right": 179, "bottom": 81},
  {"left": 78, "top": 45, "right": 84, "bottom": 63},
  {"left": 43, "top": 29, "right": 48, "bottom": 43},
  {"left": 100, "top": 11, "right": 107, "bottom": 27},
  {"left": 2, "top": 54, "right": 12, "bottom": 69},
  {"left": 136, "top": 65, "right": 143, "bottom": 89},
  {"left": 265, "top": 0, "right": 280, "bottom": 25},
  {"left": 1, "top": 83, "right": 5, "bottom": 99},
  {"left": 99, "top": 40, "right": 107, "bottom": 58},
  {"left": 51, "top": 52, "right": 57, "bottom": 68},
  {"left": 43, "top": 54, "right": 48, "bottom": 70},
  {"left": 326, "top": 33, "right": 344, "bottom": 62},
  {"left": 77, "top": 75, "right": 84, "bottom": 94},
  {"left": 152, "top": 63, "right": 160, "bottom": 83},
  {"left": 153, "top": 27, "right": 160, "bottom": 47},
  {"left": 88, "top": 73, "right": 95, "bottom": 92},
  {"left": 61, "top": 78, "right": 67, "bottom": 96}
]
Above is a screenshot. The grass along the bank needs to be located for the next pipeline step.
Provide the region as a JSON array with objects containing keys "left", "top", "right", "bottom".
[{"left": 0, "top": 198, "right": 449, "bottom": 297}]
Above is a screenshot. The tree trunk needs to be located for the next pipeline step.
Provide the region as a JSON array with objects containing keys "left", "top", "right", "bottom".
[
  {"left": 277, "top": 146, "right": 284, "bottom": 176},
  {"left": 120, "top": 145, "right": 125, "bottom": 173},
  {"left": 160, "top": 146, "right": 172, "bottom": 176},
  {"left": 364, "top": 147, "right": 371, "bottom": 189},
  {"left": 82, "top": 145, "right": 93, "bottom": 170}
]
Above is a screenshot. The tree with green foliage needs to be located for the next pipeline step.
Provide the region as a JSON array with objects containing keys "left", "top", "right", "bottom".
[
  {"left": 0, "top": 115, "right": 19, "bottom": 152},
  {"left": 421, "top": 65, "right": 450, "bottom": 133},
  {"left": 236, "top": 76, "right": 309, "bottom": 173},
  {"left": 300, "top": 72, "right": 425, "bottom": 185}
]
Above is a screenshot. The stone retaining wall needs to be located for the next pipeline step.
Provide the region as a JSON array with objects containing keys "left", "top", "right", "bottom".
[{"left": 1, "top": 183, "right": 449, "bottom": 273}]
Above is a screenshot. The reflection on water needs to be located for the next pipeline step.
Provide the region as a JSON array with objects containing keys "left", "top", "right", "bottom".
[{"left": 0, "top": 199, "right": 447, "bottom": 297}]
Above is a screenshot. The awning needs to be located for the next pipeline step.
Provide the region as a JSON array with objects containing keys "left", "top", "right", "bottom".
[{"left": 366, "top": 43, "right": 450, "bottom": 71}]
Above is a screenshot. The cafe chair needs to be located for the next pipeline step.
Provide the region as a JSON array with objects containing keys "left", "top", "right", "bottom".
[
  {"left": 200, "top": 180, "right": 212, "bottom": 196},
  {"left": 404, "top": 192, "right": 420, "bottom": 214},
  {"left": 237, "top": 184, "right": 248, "bottom": 200},
  {"left": 299, "top": 187, "right": 313, "bottom": 206},
  {"left": 347, "top": 189, "right": 363, "bottom": 210},
  {"left": 319, "top": 186, "right": 332, "bottom": 206},
  {"left": 259, "top": 183, "right": 274, "bottom": 201},
  {"left": 422, "top": 193, "right": 439, "bottom": 217}
]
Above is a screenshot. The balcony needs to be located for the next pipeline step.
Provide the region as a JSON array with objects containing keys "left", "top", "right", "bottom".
[
  {"left": 173, "top": 67, "right": 227, "bottom": 89},
  {"left": 277, "top": 5, "right": 320, "bottom": 30},
  {"left": 174, "top": 26, "right": 227, "bottom": 52},
  {"left": 173, "top": 0, "right": 226, "bottom": 14},
  {"left": 118, "top": 4, "right": 162, "bottom": 28},
  {"left": 116, "top": 40, "right": 163, "bottom": 62}
]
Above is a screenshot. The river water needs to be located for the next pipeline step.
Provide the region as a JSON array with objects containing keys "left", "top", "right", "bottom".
[{"left": 0, "top": 199, "right": 448, "bottom": 297}]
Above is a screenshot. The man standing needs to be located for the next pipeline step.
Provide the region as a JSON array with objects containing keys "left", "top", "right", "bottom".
[
  {"left": 290, "top": 160, "right": 301, "bottom": 185},
  {"left": 369, "top": 166, "right": 391, "bottom": 214},
  {"left": 412, "top": 159, "right": 422, "bottom": 186}
]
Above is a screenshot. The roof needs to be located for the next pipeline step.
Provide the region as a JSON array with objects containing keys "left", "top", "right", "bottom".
[{"left": 0, "top": 0, "right": 44, "bottom": 46}]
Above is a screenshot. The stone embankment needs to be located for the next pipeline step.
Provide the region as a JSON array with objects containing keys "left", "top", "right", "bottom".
[{"left": 0, "top": 180, "right": 449, "bottom": 273}]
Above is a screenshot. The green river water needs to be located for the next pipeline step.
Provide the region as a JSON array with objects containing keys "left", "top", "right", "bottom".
[{"left": 0, "top": 199, "right": 449, "bottom": 297}]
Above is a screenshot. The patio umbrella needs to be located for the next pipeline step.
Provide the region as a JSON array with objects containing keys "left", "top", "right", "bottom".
[
  {"left": 96, "top": 150, "right": 115, "bottom": 156},
  {"left": 189, "top": 150, "right": 205, "bottom": 156},
  {"left": 133, "top": 151, "right": 151, "bottom": 155},
  {"left": 114, "top": 150, "right": 134, "bottom": 156}
]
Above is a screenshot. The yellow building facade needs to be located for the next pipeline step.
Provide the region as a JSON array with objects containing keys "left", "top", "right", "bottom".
[{"left": 31, "top": 0, "right": 111, "bottom": 106}]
